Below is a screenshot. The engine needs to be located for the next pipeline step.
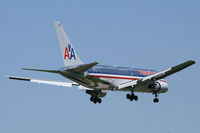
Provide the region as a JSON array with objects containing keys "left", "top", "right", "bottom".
[
  {"left": 149, "top": 81, "right": 168, "bottom": 93},
  {"left": 86, "top": 90, "right": 107, "bottom": 98}
]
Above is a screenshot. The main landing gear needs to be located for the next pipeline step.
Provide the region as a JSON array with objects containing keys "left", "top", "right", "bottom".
[
  {"left": 90, "top": 96, "right": 102, "bottom": 104},
  {"left": 86, "top": 90, "right": 106, "bottom": 104},
  {"left": 126, "top": 92, "right": 138, "bottom": 101},
  {"left": 153, "top": 92, "right": 159, "bottom": 103}
]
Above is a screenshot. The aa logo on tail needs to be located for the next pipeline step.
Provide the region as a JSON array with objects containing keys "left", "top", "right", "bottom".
[{"left": 64, "top": 44, "right": 76, "bottom": 60}]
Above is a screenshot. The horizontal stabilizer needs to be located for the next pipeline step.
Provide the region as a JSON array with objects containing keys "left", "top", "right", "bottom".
[
  {"left": 7, "top": 75, "right": 93, "bottom": 90},
  {"left": 22, "top": 68, "right": 59, "bottom": 74},
  {"left": 7, "top": 75, "right": 75, "bottom": 87},
  {"left": 67, "top": 62, "right": 98, "bottom": 73}
]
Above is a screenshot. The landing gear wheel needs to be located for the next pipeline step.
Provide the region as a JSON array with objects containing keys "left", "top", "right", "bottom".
[
  {"left": 90, "top": 96, "right": 94, "bottom": 102},
  {"left": 153, "top": 92, "right": 159, "bottom": 103},
  {"left": 126, "top": 94, "right": 131, "bottom": 99},
  {"left": 126, "top": 93, "right": 138, "bottom": 101},
  {"left": 97, "top": 98, "right": 102, "bottom": 103},
  {"left": 90, "top": 96, "right": 102, "bottom": 104},
  {"left": 134, "top": 95, "right": 138, "bottom": 101},
  {"left": 130, "top": 97, "right": 134, "bottom": 101},
  {"left": 153, "top": 98, "right": 159, "bottom": 103},
  {"left": 93, "top": 96, "right": 98, "bottom": 103}
]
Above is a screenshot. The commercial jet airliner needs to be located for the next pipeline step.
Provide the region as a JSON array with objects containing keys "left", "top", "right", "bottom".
[{"left": 7, "top": 21, "right": 195, "bottom": 104}]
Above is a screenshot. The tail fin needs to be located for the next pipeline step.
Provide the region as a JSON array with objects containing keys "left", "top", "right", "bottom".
[{"left": 54, "top": 21, "right": 83, "bottom": 66}]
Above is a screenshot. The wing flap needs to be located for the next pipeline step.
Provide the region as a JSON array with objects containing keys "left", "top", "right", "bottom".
[{"left": 118, "top": 80, "right": 138, "bottom": 89}]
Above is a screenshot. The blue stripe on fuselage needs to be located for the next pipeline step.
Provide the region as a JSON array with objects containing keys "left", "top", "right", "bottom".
[{"left": 88, "top": 65, "right": 157, "bottom": 77}]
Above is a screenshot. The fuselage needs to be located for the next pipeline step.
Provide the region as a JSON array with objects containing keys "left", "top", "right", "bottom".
[
  {"left": 88, "top": 65, "right": 158, "bottom": 81},
  {"left": 60, "top": 65, "right": 168, "bottom": 93}
]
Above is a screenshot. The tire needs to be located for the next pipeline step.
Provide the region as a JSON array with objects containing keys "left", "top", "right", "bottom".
[
  {"left": 97, "top": 98, "right": 102, "bottom": 103},
  {"left": 134, "top": 95, "right": 138, "bottom": 101},
  {"left": 153, "top": 98, "right": 159, "bottom": 103},
  {"left": 127, "top": 94, "right": 131, "bottom": 99},
  {"left": 130, "top": 97, "right": 134, "bottom": 101},
  {"left": 90, "top": 97, "right": 94, "bottom": 102}
]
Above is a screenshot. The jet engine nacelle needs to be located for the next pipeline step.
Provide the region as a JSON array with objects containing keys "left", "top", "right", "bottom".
[
  {"left": 86, "top": 90, "right": 107, "bottom": 98},
  {"left": 149, "top": 81, "right": 168, "bottom": 93}
]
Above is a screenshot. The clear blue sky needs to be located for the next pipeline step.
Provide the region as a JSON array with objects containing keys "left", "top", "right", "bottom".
[{"left": 0, "top": 0, "right": 199, "bottom": 133}]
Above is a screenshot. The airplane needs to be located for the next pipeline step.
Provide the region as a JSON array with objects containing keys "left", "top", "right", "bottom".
[{"left": 7, "top": 21, "right": 195, "bottom": 104}]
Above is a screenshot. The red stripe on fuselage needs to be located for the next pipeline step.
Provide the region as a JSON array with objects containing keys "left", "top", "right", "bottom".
[
  {"left": 90, "top": 74, "right": 166, "bottom": 82},
  {"left": 159, "top": 79, "right": 166, "bottom": 82},
  {"left": 90, "top": 75, "right": 139, "bottom": 80}
]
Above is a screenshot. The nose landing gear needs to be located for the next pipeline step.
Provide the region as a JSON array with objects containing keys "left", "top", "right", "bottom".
[{"left": 153, "top": 92, "right": 159, "bottom": 103}]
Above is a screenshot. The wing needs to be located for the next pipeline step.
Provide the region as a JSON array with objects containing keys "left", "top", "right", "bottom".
[
  {"left": 154, "top": 60, "right": 195, "bottom": 80},
  {"left": 118, "top": 60, "right": 195, "bottom": 89}
]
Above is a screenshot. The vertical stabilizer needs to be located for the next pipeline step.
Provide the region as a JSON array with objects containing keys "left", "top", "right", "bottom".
[{"left": 54, "top": 21, "right": 83, "bottom": 66}]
